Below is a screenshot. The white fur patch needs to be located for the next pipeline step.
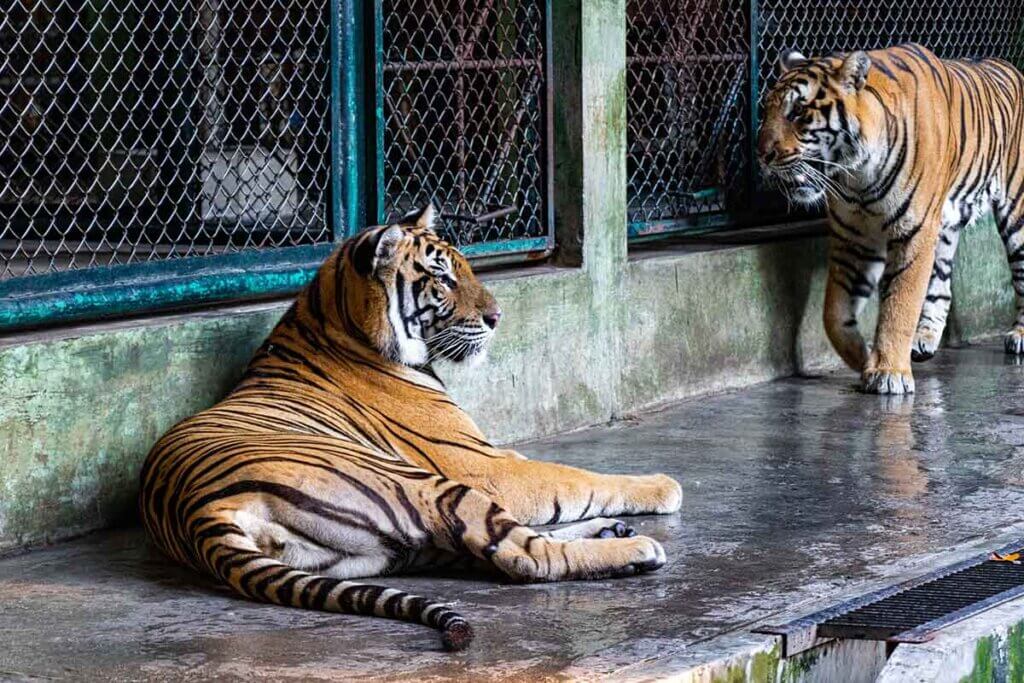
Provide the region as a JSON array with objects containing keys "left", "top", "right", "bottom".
[{"left": 386, "top": 285, "right": 428, "bottom": 365}]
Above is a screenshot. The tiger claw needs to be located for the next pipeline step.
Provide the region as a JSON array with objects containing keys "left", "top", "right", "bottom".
[{"left": 861, "top": 368, "right": 915, "bottom": 395}]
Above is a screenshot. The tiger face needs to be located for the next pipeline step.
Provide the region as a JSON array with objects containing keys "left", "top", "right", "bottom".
[
  {"left": 342, "top": 204, "right": 502, "bottom": 367},
  {"left": 757, "top": 50, "right": 876, "bottom": 206}
]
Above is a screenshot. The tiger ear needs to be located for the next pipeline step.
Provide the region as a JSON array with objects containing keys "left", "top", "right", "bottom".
[
  {"left": 778, "top": 49, "right": 806, "bottom": 76},
  {"left": 840, "top": 51, "right": 871, "bottom": 90},
  {"left": 401, "top": 203, "right": 438, "bottom": 232},
  {"left": 351, "top": 225, "right": 404, "bottom": 276}
]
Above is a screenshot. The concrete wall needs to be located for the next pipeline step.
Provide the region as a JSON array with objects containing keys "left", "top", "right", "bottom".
[
  {"left": 0, "top": 0, "right": 1018, "bottom": 553},
  {"left": 1, "top": 222, "right": 1012, "bottom": 553}
]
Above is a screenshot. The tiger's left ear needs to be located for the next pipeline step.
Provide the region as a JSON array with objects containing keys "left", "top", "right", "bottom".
[
  {"left": 840, "top": 51, "right": 871, "bottom": 90},
  {"left": 351, "top": 224, "right": 404, "bottom": 276},
  {"left": 401, "top": 203, "right": 438, "bottom": 232}
]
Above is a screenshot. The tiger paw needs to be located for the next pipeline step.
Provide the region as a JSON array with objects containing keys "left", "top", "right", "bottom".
[
  {"left": 633, "top": 474, "right": 683, "bottom": 514},
  {"left": 911, "top": 327, "right": 941, "bottom": 362},
  {"left": 861, "top": 368, "right": 915, "bottom": 394},
  {"left": 1005, "top": 327, "right": 1024, "bottom": 355},
  {"left": 609, "top": 536, "right": 667, "bottom": 576},
  {"left": 575, "top": 536, "right": 667, "bottom": 579},
  {"left": 595, "top": 519, "right": 637, "bottom": 539}
]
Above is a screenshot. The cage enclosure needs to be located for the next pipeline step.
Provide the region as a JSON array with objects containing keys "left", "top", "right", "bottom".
[{"left": 625, "top": 0, "right": 1024, "bottom": 241}]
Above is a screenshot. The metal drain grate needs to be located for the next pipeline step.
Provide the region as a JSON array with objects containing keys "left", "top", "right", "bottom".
[{"left": 756, "top": 540, "right": 1024, "bottom": 657}]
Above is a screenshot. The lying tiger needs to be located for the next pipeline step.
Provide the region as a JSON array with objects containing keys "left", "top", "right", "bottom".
[
  {"left": 139, "top": 205, "right": 682, "bottom": 651},
  {"left": 758, "top": 44, "right": 1024, "bottom": 394}
]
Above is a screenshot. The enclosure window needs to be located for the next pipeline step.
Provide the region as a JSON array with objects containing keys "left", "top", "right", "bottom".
[
  {"left": 375, "top": 0, "right": 553, "bottom": 256},
  {"left": 626, "top": 0, "right": 751, "bottom": 238},
  {"left": 0, "top": 0, "right": 332, "bottom": 280},
  {"left": 627, "top": 0, "right": 1024, "bottom": 241},
  {"left": 756, "top": 0, "right": 1024, "bottom": 102}
]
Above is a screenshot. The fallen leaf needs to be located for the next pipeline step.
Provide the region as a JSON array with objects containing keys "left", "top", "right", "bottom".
[{"left": 990, "top": 552, "right": 1022, "bottom": 564}]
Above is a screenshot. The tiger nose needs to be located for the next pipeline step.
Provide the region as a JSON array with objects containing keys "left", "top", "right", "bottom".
[
  {"left": 757, "top": 135, "right": 779, "bottom": 165},
  {"left": 482, "top": 308, "right": 503, "bottom": 330}
]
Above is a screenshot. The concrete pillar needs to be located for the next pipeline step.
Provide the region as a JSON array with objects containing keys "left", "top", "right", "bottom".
[
  {"left": 550, "top": 0, "right": 628, "bottom": 417},
  {"left": 550, "top": 0, "right": 628, "bottom": 275}
]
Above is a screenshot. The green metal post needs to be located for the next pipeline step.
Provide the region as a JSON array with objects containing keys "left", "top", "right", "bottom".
[
  {"left": 335, "top": 0, "right": 368, "bottom": 237},
  {"left": 371, "top": 0, "right": 386, "bottom": 224}
]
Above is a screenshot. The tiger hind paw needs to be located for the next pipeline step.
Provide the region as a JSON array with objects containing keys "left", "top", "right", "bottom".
[
  {"left": 1005, "top": 327, "right": 1024, "bottom": 355},
  {"left": 911, "top": 327, "right": 941, "bottom": 362}
]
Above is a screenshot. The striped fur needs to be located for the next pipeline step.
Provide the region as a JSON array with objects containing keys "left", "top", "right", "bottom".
[
  {"left": 758, "top": 44, "right": 1024, "bottom": 394},
  {"left": 138, "top": 205, "right": 682, "bottom": 650}
]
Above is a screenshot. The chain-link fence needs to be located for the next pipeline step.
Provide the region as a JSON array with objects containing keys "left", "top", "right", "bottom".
[
  {"left": 376, "top": 0, "right": 552, "bottom": 253},
  {"left": 626, "top": 0, "right": 751, "bottom": 237},
  {"left": 0, "top": 0, "right": 331, "bottom": 280},
  {"left": 627, "top": 0, "right": 1024, "bottom": 239}
]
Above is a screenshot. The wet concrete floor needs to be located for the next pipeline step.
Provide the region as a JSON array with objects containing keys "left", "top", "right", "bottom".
[{"left": 3, "top": 342, "right": 1024, "bottom": 681}]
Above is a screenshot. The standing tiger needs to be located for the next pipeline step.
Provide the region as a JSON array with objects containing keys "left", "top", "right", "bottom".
[
  {"left": 758, "top": 43, "right": 1024, "bottom": 394},
  {"left": 138, "top": 205, "right": 682, "bottom": 651}
]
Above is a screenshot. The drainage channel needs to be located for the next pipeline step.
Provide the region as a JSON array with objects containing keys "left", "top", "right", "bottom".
[{"left": 755, "top": 539, "right": 1024, "bottom": 657}]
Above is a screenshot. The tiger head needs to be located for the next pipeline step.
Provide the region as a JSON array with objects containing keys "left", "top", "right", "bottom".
[
  {"left": 757, "top": 49, "right": 878, "bottom": 206},
  {"left": 338, "top": 204, "right": 502, "bottom": 367}
]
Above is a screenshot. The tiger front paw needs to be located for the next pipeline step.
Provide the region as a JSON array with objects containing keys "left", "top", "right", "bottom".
[
  {"left": 636, "top": 474, "right": 682, "bottom": 514},
  {"left": 911, "top": 326, "right": 941, "bottom": 362},
  {"left": 1005, "top": 326, "right": 1024, "bottom": 355},
  {"left": 861, "top": 367, "right": 915, "bottom": 394},
  {"left": 577, "top": 536, "right": 667, "bottom": 579}
]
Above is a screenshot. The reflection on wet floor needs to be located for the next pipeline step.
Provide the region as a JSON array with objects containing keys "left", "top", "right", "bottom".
[{"left": 1, "top": 342, "right": 1024, "bottom": 680}]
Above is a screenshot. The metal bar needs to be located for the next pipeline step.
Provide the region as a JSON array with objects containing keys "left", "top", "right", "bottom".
[
  {"left": 381, "top": 57, "right": 543, "bottom": 73},
  {"left": 456, "top": 7, "right": 468, "bottom": 218},
  {"left": 329, "top": 0, "right": 344, "bottom": 237},
  {"left": 372, "top": 0, "right": 386, "bottom": 224},
  {"left": 748, "top": 0, "right": 761, "bottom": 206},
  {"left": 458, "top": 236, "right": 550, "bottom": 257},
  {"left": 542, "top": 0, "right": 555, "bottom": 251},
  {"left": 0, "top": 244, "right": 331, "bottom": 332},
  {"left": 441, "top": 204, "right": 517, "bottom": 224},
  {"left": 479, "top": 71, "right": 539, "bottom": 206},
  {"left": 625, "top": 53, "right": 747, "bottom": 67},
  {"left": 338, "top": 0, "right": 371, "bottom": 236}
]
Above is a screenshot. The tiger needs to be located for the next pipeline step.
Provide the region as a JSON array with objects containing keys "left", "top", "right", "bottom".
[
  {"left": 757, "top": 43, "right": 1024, "bottom": 394},
  {"left": 138, "top": 204, "right": 683, "bottom": 651}
]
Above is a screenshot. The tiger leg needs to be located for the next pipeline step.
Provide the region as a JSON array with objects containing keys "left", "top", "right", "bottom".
[
  {"left": 398, "top": 518, "right": 639, "bottom": 576},
  {"left": 912, "top": 223, "right": 962, "bottom": 362},
  {"left": 436, "top": 457, "right": 681, "bottom": 527},
  {"left": 994, "top": 200, "right": 1024, "bottom": 354},
  {"left": 823, "top": 224, "right": 886, "bottom": 371},
  {"left": 419, "top": 477, "right": 666, "bottom": 581},
  {"left": 864, "top": 219, "right": 941, "bottom": 394}
]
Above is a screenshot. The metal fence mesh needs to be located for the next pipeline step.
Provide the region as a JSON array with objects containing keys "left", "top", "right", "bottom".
[
  {"left": 0, "top": 0, "right": 331, "bottom": 280},
  {"left": 627, "top": 0, "right": 1024, "bottom": 237},
  {"left": 757, "top": 0, "right": 1024, "bottom": 104},
  {"left": 626, "top": 0, "right": 751, "bottom": 233},
  {"left": 379, "top": 0, "right": 550, "bottom": 249}
]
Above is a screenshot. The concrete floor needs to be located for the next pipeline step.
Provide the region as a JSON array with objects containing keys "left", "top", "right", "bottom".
[{"left": 3, "top": 342, "right": 1024, "bottom": 681}]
